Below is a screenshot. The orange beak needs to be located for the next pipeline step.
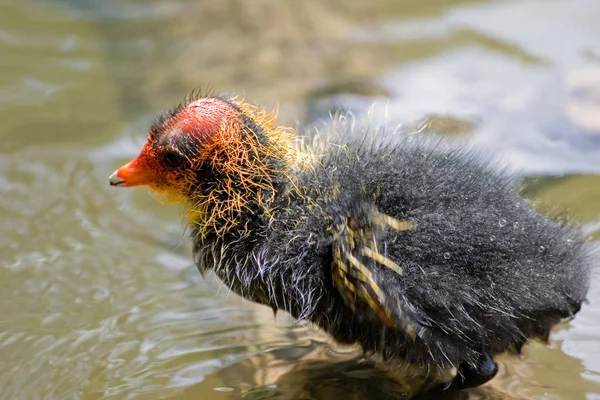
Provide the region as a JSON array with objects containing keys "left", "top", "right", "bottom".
[{"left": 109, "top": 157, "right": 154, "bottom": 188}]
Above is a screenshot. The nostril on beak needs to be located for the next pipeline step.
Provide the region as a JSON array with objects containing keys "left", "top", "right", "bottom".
[{"left": 109, "top": 170, "right": 125, "bottom": 187}]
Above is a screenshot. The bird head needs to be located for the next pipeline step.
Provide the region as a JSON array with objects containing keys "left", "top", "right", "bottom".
[{"left": 109, "top": 93, "right": 301, "bottom": 236}]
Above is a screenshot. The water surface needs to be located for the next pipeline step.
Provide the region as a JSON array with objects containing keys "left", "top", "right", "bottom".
[{"left": 1, "top": 0, "right": 599, "bottom": 399}]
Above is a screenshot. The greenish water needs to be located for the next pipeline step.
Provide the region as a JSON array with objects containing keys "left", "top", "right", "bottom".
[{"left": 1, "top": 0, "right": 599, "bottom": 399}]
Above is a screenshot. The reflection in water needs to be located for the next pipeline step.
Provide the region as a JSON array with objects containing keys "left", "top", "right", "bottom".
[
  {"left": 219, "top": 345, "right": 430, "bottom": 400},
  {"left": 0, "top": 0, "right": 599, "bottom": 398},
  {"left": 181, "top": 341, "right": 525, "bottom": 400}
]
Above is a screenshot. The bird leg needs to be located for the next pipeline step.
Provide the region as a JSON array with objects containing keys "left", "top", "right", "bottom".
[{"left": 448, "top": 351, "right": 498, "bottom": 390}]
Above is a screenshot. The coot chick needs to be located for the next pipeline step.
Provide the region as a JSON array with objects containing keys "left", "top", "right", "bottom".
[{"left": 109, "top": 92, "right": 591, "bottom": 391}]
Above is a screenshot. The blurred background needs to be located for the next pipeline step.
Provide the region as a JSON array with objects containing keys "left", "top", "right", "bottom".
[{"left": 1, "top": 0, "right": 600, "bottom": 399}]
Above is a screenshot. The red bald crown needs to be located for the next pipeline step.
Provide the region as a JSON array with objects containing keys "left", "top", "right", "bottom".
[{"left": 159, "top": 98, "right": 244, "bottom": 145}]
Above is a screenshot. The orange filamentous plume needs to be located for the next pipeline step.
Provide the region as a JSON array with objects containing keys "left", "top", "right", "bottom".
[{"left": 182, "top": 99, "right": 308, "bottom": 238}]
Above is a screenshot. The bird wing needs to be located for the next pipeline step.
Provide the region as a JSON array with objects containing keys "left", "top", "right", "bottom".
[{"left": 331, "top": 209, "right": 417, "bottom": 337}]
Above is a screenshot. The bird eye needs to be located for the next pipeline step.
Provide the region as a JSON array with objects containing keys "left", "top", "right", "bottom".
[{"left": 162, "top": 149, "right": 185, "bottom": 168}]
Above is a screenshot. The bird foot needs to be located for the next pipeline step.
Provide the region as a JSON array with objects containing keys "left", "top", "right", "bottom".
[
  {"left": 418, "top": 351, "right": 498, "bottom": 398},
  {"left": 450, "top": 351, "right": 498, "bottom": 390}
]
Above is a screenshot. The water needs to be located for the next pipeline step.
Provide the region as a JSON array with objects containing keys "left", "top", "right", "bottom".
[{"left": 1, "top": 0, "right": 599, "bottom": 398}]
